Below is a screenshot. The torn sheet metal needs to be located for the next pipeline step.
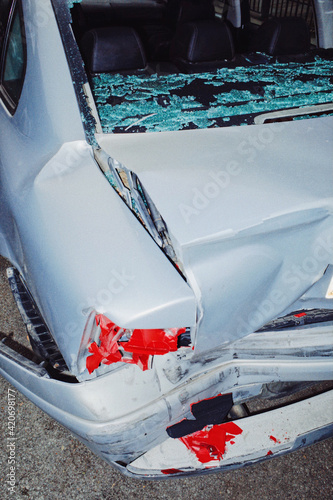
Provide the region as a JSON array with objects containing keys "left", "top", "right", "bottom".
[
  {"left": 92, "top": 57, "right": 333, "bottom": 133},
  {"left": 93, "top": 149, "right": 183, "bottom": 273}
]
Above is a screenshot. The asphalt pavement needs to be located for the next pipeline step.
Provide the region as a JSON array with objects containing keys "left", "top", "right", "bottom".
[{"left": 0, "top": 255, "right": 332, "bottom": 500}]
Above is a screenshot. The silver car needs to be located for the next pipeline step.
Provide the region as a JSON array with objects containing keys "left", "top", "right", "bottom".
[{"left": 0, "top": 0, "right": 332, "bottom": 478}]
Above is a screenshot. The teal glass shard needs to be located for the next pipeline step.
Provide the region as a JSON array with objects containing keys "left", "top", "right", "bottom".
[{"left": 92, "top": 57, "right": 333, "bottom": 133}]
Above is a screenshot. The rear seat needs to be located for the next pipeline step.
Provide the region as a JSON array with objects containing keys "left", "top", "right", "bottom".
[
  {"left": 78, "top": 10, "right": 323, "bottom": 78},
  {"left": 75, "top": 1, "right": 238, "bottom": 74}
]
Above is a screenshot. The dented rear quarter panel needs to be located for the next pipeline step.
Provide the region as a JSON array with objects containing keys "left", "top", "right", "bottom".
[{"left": 0, "top": 0, "right": 197, "bottom": 374}]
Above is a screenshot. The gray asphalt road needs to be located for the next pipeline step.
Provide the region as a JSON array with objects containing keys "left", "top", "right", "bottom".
[{"left": 0, "top": 255, "right": 332, "bottom": 500}]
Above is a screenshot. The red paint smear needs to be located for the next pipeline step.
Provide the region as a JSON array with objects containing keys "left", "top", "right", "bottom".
[
  {"left": 269, "top": 435, "right": 281, "bottom": 444},
  {"left": 86, "top": 315, "right": 185, "bottom": 373},
  {"left": 123, "top": 327, "right": 185, "bottom": 355},
  {"left": 267, "top": 450, "right": 273, "bottom": 456},
  {"left": 86, "top": 317, "right": 123, "bottom": 373},
  {"left": 180, "top": 422, "right": 243, "bottom": 464},
  {"left": 294, "top": 312, "right": 307, "bottom": 318},
  {"left": 161, "top": 469, "right": 183, "bottom": 475}
]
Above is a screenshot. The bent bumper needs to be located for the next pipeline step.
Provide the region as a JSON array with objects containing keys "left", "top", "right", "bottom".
[
  {"left": 126, "top": 390, "right": 333, "bottom": 478},
  {"left": 0, "top": 331, "right": 332, "bottom": 478}
]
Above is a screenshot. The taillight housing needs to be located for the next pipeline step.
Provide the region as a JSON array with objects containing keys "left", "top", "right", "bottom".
[{"left": 77, "top": 312, "right": 188, "bottom": 376}]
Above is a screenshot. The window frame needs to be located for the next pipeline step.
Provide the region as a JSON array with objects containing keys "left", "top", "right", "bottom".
[{"left": 0, "top": 0, "right": 27, "bottom": 115}]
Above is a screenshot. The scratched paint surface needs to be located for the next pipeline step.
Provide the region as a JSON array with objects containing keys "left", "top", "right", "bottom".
[{"left": 92, "top": 56, "right": 333, "bottom": 133}]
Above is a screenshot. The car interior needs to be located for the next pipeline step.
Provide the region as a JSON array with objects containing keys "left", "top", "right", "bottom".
[
  {"left": 71, "top": 0, "right": 332, "bottom": 74},
  {"left": 69, "top": 0, "right": 333, "bottom": 133}
]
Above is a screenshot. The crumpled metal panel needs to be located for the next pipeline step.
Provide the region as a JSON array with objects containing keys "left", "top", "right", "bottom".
[
  {"left": 29, "top": 142, "right": 196, "bottom": 373},
  {"left": 98, "top": 116, "right": 333, "bottom": 351}
]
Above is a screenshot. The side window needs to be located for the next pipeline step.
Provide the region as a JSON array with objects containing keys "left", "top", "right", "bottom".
[
  {"left": 0, "top": 0, "right": 12, "bottom": 54},
  {"left": 0, "top": 0, "right": 26, "bottom": 113}
]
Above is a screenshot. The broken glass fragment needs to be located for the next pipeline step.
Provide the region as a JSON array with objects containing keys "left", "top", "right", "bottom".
[{"left": 91, "top": 57, "right": 333, "bottom": 133}]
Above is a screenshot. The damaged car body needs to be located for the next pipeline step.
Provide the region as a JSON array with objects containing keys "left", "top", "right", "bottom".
[{"left": 0, "top": 0, "right": 332, "bottom": 477}]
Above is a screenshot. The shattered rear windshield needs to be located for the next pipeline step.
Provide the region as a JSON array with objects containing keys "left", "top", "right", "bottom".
[{"left": 92, "top": 57, "right": 333, "bottom": 133}]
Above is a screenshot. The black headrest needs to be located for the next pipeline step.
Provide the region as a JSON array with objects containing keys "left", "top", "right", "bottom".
[
  {"left": 170, "top": 20, "right": 235, "bottom": 70},
  {"left": 255, "top": 17, "right": 310, "bottom": 56},
  {"left": 80, "top": 26, "right": 147, "bottom": 73}
]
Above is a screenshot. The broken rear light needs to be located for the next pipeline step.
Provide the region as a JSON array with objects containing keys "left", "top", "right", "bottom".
[{"left": 77, "top": 312, "right": 188, "bottom": 375}]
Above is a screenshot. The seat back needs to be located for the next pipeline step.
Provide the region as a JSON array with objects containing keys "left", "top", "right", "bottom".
[
  {"left": 80, "top": 26, "right": 147, "bottom": 73},
  {"left": 254, "top": 17, "right": 310, "bottom": 56},
  {"left": 170, "top": 20, "right": 235, "bottom": 72}
]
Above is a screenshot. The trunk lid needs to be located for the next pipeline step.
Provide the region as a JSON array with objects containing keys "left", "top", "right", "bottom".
[{"left": 97, "top": 117, "right": 333, "bottom": 352}]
